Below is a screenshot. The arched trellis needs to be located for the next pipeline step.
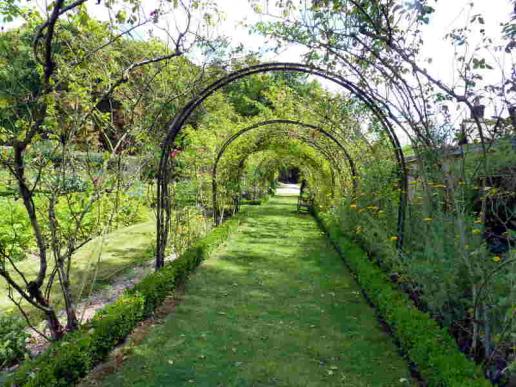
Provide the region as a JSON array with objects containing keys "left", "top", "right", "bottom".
[
  {"left": 214, "top": 134, "right": 343, "bottom": 224},
  {"left": 231, "top": 135, "right": 341, "bottom": 196},
  {"left": 211, "top": 119, "right": 358, "bottom": 223},
  {"left": 242, "top": 143, "right": 340, "bottom": 190},
  {"left": 157, "top": 62, "right": 408, "bottom": 267}
]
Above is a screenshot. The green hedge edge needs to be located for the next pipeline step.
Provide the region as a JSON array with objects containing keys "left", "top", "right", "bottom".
[
  {"left": 6, "top": 214, "right": 243, "bottom": 387},
  {"left": 316, "top": 213, "right": 490, "bottom": 387}
]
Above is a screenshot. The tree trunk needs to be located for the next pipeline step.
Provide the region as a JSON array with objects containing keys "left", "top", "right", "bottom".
[
  {"left": 45, "top": 309, "right": 64, "bottom": 340},
  {"left": 28, "top": 284, "right": 64, "bottom": 340},
  {"left": 60, "top": 270, "right": 78, "bottom": 331}
]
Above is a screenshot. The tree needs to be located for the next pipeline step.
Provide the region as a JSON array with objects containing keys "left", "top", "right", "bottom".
[{"left": 0, "top": 0, "right": 218, "bottom": 340}]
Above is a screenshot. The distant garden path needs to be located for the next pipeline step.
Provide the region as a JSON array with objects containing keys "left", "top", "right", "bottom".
[{"left": 96, "top": 195, "right": 413, "bottom": 386}]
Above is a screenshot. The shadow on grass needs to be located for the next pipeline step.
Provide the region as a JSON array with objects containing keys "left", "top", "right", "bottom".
[
  {"left": 0, "top": 221, "right": 155, "bottom": 319},
  {"left": 95, "top": 196, "right": 414, "bottom": 387}
]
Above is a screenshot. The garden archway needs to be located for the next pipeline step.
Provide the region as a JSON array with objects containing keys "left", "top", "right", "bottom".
[
  {"left": 157, "top": 62, "right": 408, "bottom": 267},
  {"left": 214, "top": 136, "right": 343, "bottom": 223},
  {"left": 211, "top": 119, "right": 358, "bottom": 222},
  {"left": 215, "top": 145, "right": 338, "bottom": 223}
]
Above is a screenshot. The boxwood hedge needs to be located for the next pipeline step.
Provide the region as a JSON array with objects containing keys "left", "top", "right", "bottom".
[
  {"left": 6, "top": 214, "right": 241, "bottom": 387},
  {"left": 316, "top": 212, "right": 490, "bottom": 386}
]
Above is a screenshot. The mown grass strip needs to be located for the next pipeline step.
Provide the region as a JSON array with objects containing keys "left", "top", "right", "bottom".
[{"left": 97, "top": 195, "right": 413, "bottom": 387}]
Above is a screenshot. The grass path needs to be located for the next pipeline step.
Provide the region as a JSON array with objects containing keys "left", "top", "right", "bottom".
[
  {"left": 0, "top": 220, "right": 154, "bottom": 315},
  {"left": 99, "top": 196, "right": 413, "bottom": 386}
]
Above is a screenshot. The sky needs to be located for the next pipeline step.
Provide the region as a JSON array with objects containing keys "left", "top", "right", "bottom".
[
  {"left": 3, "top": 0, "right": 511, "bottom": 85},
  {"left": 1, "top": 0, "right": 513, "bottom": 144},
  {"left": 207, "top": 0, "right": 514, "bottom": 132},
  {"left": 208, "top": 0, "right": 514, "bottom": 143},
  {"left": 213, "top": 0, "right": 513, "bottom": 84}
]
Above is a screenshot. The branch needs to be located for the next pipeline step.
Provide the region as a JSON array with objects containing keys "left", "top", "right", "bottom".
[
  {"left": 33, "top": 0, "right": 89, "bottom": 65},
  {"left": 0, "top": 269, "right": 51, "bottom": 313},
  {"left": 8, "top": 291, "right": 51, "bottom": 341},
  {"left": 2, "top": 251, "right": 30, "bottom": 288}
]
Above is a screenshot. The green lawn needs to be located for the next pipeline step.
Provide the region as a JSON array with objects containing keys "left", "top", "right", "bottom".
[
  {"left": 0, "top": 220, "right": 155, "bottom": 316},
  {"left": 97, "top": 195, "right": 413, "bottom": 386}
]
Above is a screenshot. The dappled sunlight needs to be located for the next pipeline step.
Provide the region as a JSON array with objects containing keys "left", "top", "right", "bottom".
[{"left": 97, "top": 196, "right": 412, "bottom": 386}]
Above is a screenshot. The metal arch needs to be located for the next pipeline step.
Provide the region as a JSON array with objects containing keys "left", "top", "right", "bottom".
[
  {"left": 213, "top": 145, "right": 340, "bottom": 225},
  {"left": 211, "top": 119, "right": 357, "bottom": 222},
  {"left": 229, "top": 134, "right": 341, "bottom": 203},
  {"left": 232, "top": 134, "right": 341, "bottom": 189},
  {"left": 229, "top": 130, "right": 345, "bottom": 189},
  {"left": 157, "top": 62, "right": 408, "bottom": 267},
  {"left": 247, "top": 140, "right": 340, "bottom": 189},
  {"left": 279, "top": 133, "right": 343, "bottom": 187},
  {"left": 212, "top": 119, "right": 356, "bottom": 180},
  {"left": 236, "top": 146, "right": 336, "bottom": 203},
  {"left": 214, "top": 131, "right": 346, "bottom": 220}
]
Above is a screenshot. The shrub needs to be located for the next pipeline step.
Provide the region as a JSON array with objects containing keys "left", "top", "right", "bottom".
[
  {"left": 0, "top": 199, "right": 33, "bottom": 262},
  {"left": 316, "top": 213, "right": 490, "bottom": 386},
  {"left": 169, "top": 206, "right": 209, "bottom": 257},
  {"left": 24, "top": 332, "right": 92, "bottom": 387},
  {"left": 0, "top": 315, "right": 28, "bottom": 368},
  {"left": 330, "top": 140, "right": 515, "bottom": 374},
  {"left": 6, "top": 213, "right": 242, "bottom": 386},
  {"left": 89, "top": 293, "right": 145, "bottom": 362},
  {"left": 240, "top": 196, "right": 269, "bottom": 206}
]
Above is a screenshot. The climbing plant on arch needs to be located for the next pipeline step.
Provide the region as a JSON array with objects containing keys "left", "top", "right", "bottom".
[
  {"left": 157, "top": 62, "right": 409, "bottom": 267},
  {"left": 214, "top": 137, "right": 340, "bottom": 223},
  {"left": 211, "top": 118, "right": 359, "bottom": 223}
]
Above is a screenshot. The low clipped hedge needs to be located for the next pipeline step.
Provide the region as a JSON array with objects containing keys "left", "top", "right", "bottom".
[
  {"left": 316, "top": 213, "right": 490, "bottom": 387},
  {"left": 6, "top": 215, "right": 242, "bottom": 387}
]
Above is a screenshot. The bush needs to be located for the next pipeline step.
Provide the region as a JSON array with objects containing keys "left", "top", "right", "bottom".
[
  {"left": 316, "top": 213, "right": 490, "bottom": 386},
  {"left": 0, "top": 199, "right": 33, "bottom": 262},
  {"left": 0, "top": 315, "right": 28, "bottom": 368},
  {"left": 240, "top": 196, "right": 268, "bottom": 206},
  {"left": 89, "top": 293, "right": 145, "bottom": 362},
  {"left": 330, "top": 140, "right": 515, "bottom": 375},
  {"left": 169, "top": 206, "right": 209, "bottom": 257},
  {"left": 6, "top": 213, "right": 242, "bottom": 386}
]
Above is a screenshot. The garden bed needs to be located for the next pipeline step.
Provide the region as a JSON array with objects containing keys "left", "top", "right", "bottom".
[
  {"left": 316, "top": 213, "right": 491, "bottom": 386},
  {"left": 3, "top": 213, "right": 243, "bottom": 387}
]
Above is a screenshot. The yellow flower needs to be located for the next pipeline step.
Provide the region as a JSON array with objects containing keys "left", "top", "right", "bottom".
[
  {"left": 349, "top": 204, "right": 357, "bottom": 209},
  {"left": 389, "top": 236, "right": 398, "bottom": 241},
  {"left": 492, "top": 256, "right": 502, "bottom": 263},
  {"left": 423, "top": 217, "right": 432, "bottom": 222}
]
